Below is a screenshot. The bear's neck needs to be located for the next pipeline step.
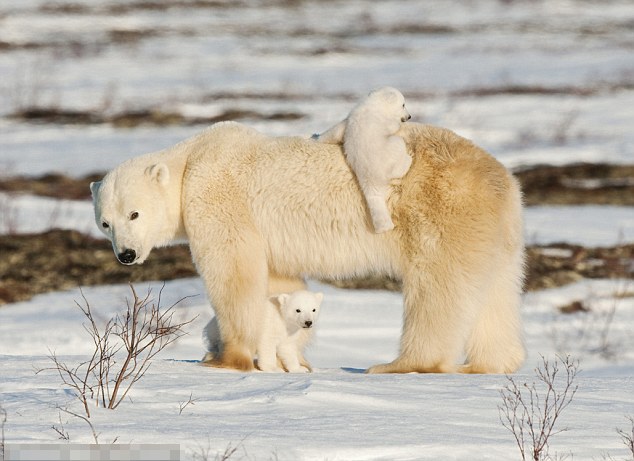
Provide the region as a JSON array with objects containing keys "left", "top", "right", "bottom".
[{"left": 148, "top": 146, "right": 189, "bottom": 243}]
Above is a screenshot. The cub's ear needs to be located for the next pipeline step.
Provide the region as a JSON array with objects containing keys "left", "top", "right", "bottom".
[
  {"left": 276, "top": 293, "right": 290, "bottom": 308},
  {"left": 145, "top": 163, "right": 169, "bottom": 186},
  {"left": 89, "top": 181, "right": 101, "bottom": 198},
  {"left": 268, "top": 294, "right": 285, "bottom": 312},
  {"left": 314, "top": 292, "right": 324, "bottom": 305}
]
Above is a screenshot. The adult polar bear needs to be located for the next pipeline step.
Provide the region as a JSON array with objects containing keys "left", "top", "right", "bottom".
[{"left": 91, "top": 121, "right": 525, "bottom": 374}]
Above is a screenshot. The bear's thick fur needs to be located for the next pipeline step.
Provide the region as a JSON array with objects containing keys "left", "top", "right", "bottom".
[
  {"left": 315, "top": 86, "right": 413, "bottom": 233},
  {"left": 91, "top": 121, "right": 525, "bottom": 374}
]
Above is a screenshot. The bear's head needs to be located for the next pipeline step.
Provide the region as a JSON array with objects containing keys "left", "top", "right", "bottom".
[
  {"left": 90, "top": 160, "right": 177, "bottom": 265},
  {"left": 367, "top": 86, "right": 411, "bottom": 126},
  {"left": 275, "top": 290, "right": 323, "bottom": 334}
]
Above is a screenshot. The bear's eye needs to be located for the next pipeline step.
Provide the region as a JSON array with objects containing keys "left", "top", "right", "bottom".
[
  {"left": 312, "top": 309, "right": 316, "bottom": 312},
  {"left": 130, "top": 211, "right": 139, "bottom": 221},
  {"left": 296, "top": 309, "right": 301, "bottom": 313},
  {"left": 102, "top": 221, "right": 109, "bottom": 229},
  {"left": 402, "top": 103, "right": 405, "bottom": 108}
]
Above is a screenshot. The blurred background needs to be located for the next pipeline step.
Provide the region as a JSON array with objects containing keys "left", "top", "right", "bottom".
[
  {"left": 0, "top": 0, "right": 632, "bottom": 302},
  {"left": 1, "top": 0, "right": 632, "bottom": 172}
]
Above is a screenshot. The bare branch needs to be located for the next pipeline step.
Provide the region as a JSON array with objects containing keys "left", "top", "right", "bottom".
[
  {"left": 56, "top": 405, "right": 99, "bottom": 444},
  {"left": 499, "top": 355, "right": 579, "bottom": 461},
  {"left": 616, "top": 416, "right": 634, "bottom": 460},
  {"left": 179, "top": 393, "right": 199, "bottom": 416},
  {"left": 52, "top": 412, "right": 70, "bottom": 441},
  {"left": 46, "top": 283, "right": 197, "bottom": 418},
  {"left": 1, "top": 401, "right": 6, "bottom": 461}
]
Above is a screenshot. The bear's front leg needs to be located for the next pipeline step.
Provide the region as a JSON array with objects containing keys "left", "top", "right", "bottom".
[
  {"left": 277, "top": 340, "right": 309, "bottom": 373},
  {"left": 187, "top": 202, "right": 269, "bottom": 371},
  {"left": 363, "top": 189, "right": 395, "bottom": 233},
  {"left": 257, "top": 336, "right": 284, "bottom": 372}
]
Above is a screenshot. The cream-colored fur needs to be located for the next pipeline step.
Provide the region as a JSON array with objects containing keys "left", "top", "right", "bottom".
[
  {"left": 91, "top": 121, "right": 525, "bottom": 374},
  {"left": 315, "top": 87, "right": 412, "bottom": 233},
  {"left": 203, "top": 290, "right": 322, "bottom": 373}
]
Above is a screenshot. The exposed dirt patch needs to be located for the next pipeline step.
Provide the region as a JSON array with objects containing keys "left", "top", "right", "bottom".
[
  {"left": 8, "top": 107, "right": 305, "bottom": 128},
  {"left": 516, "top": 163, "right": 634, "bottom": 206},
  {"left": 524, "top": 243, "right": 633, "bottom": 291},
  {"left": 0, "top": 173, "right": 104, "bottom": 201},
  {"left": 0, "top": 230, "right": 196, "bottom": 305},
  {"left": 0, "top": 230, "right": 632, "bottom": 305}
]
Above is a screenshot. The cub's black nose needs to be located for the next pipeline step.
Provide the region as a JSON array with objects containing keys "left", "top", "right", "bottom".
[
  {"left": 304, "top": 320, "right": 313, "bottom": 328},
  {"left": 118, "top": 249, "right": 136, "bottom": 264}
]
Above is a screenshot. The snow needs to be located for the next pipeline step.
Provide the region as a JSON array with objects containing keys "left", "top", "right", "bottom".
[
  {"left": 1, "top": 278, "right": 633, "bottom": 460},
  {"left": 1, "top": 0, "right": 633, "bottom": 459}
]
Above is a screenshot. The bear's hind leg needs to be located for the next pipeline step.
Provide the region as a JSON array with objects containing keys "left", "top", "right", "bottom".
[
  {"left": 363, "top": 186, "right": 395, "bottom": 233},
  {"left": 462, "top": 253, "right": 525, "bottom": 374},
  {"left": 367, "top": 257, "right": 477, "bottom": 374},
  {"left": 314, "top": 120, "right": 346, "bottom": 144}
]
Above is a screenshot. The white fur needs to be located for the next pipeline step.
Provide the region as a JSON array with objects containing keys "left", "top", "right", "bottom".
[
  {"left": 91, "top": 121, "right": 526, "bottom": 374},
  {"left": 203, "top": 290, "right": 323, "bottom": 373},
  {"left": 316, "top": 86, "right": 413, "bottom": 233}
]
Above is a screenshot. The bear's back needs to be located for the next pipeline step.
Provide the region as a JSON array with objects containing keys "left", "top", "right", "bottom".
[{"left": 183, "top": 122, "right": 519, "bottom": 281}]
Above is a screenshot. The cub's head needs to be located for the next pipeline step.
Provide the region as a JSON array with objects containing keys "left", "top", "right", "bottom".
[
  {"left": 275, "top": 290, "right": 323, "bottom": 332},
  {"left": 90, "top": 160, "right": 174, "bottom": 265},
  {"left": 367, "top": 86, "right": 411, "bottom": 125}
]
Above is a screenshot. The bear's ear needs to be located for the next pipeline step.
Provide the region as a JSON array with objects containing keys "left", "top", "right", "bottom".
[
  {"left": 89, "top": 181, "right": 101, "bottom": 198},
  {"left": 145, "top": 163, "right": 169, "bottom": 187},
  {"left": 314, "top": 292, "right": 324, "bottom": 305},
  {"left": 276, "top": 293, "right": 290, "bottom": 308}
]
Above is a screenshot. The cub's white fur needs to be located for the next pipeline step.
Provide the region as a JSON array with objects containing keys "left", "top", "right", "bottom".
[
  {"left": 203, "top": 290, "right": 323, "bottom": 373},
  {"left": 316, "top": 86, "right": 412, "bottom": 233}
]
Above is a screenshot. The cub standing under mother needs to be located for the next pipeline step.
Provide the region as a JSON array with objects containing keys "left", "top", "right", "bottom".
[{"left": 91, "top": 118, "right": 525, "bottom": 374}]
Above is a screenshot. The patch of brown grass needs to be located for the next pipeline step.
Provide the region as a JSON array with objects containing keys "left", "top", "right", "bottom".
[
  {"left": 0, "top": 230, "right": 631, "bottom": 305},
  {"left": 0, "top": 230, "right": 196, "bottom": 305}
]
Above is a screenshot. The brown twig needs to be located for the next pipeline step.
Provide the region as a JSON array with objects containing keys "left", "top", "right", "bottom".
[
  {"left": 42, "top": 282, "right": 197, "bottom": 432},
  {"left": 499, "top": 355, "right": 579, "bottom": 461}
]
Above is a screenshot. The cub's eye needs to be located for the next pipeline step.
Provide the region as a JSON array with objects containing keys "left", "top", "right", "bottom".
[
  {"left": 296, "top": 309, "right": 301, "bottom": 313},
  {"left": 102, "top": 222, "right": 109, "bottom": 229},
  {"left": 402, "top": 103, "right": 405, "bottom": 108},
  {"left": 312, "top": 309, "right": 316, "bottom": 312},
  {"left": 130, "top": 212, "right": 139, "bottom": 220}
]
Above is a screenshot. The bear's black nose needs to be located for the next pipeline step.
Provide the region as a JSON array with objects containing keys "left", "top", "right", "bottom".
[
  {"left": 304, "top": 320, "right": 313, "bottom": 328},
  {"left": 118, "top": 249, "right": 136, "bottom": 264}
]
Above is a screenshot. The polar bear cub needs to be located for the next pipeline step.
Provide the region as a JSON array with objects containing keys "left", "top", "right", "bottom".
[
  {"left": 257, "top": 290, "right": 323, "bottom": 373},
  {"left": 314, "top": 86, "right": 412, "bottom": 233},
  {"left": 203, "top": 290, "right": 323, "bottom": 373}
]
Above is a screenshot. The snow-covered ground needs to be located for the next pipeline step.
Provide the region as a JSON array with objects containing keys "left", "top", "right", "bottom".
[
  {"left": 1, "top": 277, "right": 633, "bottom": 460},
  {"left": 1, "top": 0, "right": 633, "bottom": 460}
]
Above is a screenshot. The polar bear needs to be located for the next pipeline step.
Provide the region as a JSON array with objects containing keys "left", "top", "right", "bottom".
[
  {"left": 91, "top": 121, "right": 525, "bottom": 374},
  {"left": 202, "top": 290, "right": 322, "bottom": 373},
  {"left": 257, "top": 290, "right": 322, "bottom": 373},
  {"left": 314, "top": 87, "right": 412, "bottom": 233}
]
